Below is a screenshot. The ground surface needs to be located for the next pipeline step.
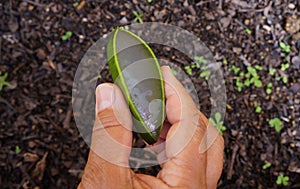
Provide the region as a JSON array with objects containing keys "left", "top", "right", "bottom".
[{"left": 0, "top": 0, "right": 300, "bottom": 188}]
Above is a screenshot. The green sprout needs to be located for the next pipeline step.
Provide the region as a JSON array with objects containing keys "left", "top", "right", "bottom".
[
  {"left": 147, "top": 0, "right": 153, "bottom": 3},
  {"left": 276, "top": 174, "right": 289, "bottom": 186},
  {"left": 282, "top": 77, "right": 288, "bottom": 83},
  {"left": 184, "top": 65, "right": 192, "bottom": 76},
  {"left": 199, "top": 70, "right": 211, "bottom": 80},
  {"left": 236, "top": 78, "right": 243, "bottom": 92},
  {"left": 73, "top": 2, "right": 79, "bottom": 7},
  {"left": 61, "top": 31, "right": 73, "bottom": 41},
  {"left": 269, "top": 118, "right": 283, "bottom": 132},
  {"left": 15, "top": 145, "right": 21, "bottom": 154},
  {"left": 280, "top": 63, "right": 290, "bottom": 71},
  {"left": 194, "top": 56, "right": 207, "bottom": 64},
  {"left": 279, "top": 42, "right": 290, "bottom": 53},
  {"left": 0, "top": 71, "right": 11, "bottom": 91},
  {"left": 209, "top": 112, "right": 226, "bottom": 135},
  {"left": 269, "top": 68, "right": 276, "bottom": 76},
  {"left": 255, "top": 105, "right": 262, "bottom": 113},
  {"left": 254, "top": 65, "right": 263, "bottom": 70},
  {"left": 132, "top": 10, "right": 144, "bottom": 23},
  {"left": 262, "top": 162, "right": 271, "bottom": 170},
  {"left": 222, "top": 59, "right": 228, "bottom": 65},
  {"left": 266, "top": 83, "right": 273, "bottom": 94},
  {"left": 244, "top": 28, "right": 252, "bottom": 35},
  {"left": 229, "top": 65, "right": 240, "bottom": 75}
]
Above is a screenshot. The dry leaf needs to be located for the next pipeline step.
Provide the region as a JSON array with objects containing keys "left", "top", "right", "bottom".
[
  {"left": 32, "top": 152, "right": 48, "bottom": 181},
  {"left": 23, "top": 153, "right": 39, "bottom": 162}
]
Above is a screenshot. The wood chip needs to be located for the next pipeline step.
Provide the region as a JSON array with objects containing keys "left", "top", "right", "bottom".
[{"left": 31, "top": 152, "right": 48, "bottom": 181}]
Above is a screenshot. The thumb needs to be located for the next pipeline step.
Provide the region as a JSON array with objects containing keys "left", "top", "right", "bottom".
[
  {"left": 91, "top": 83, "right": 133, "bottom": 166},
  {"left": 79, "top": 83, "right": 133, "bottom": 188}
]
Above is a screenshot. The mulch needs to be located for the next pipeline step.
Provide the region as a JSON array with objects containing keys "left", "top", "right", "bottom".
[{"left": 0, "top": 0, "right": 299, "bottom": 188}]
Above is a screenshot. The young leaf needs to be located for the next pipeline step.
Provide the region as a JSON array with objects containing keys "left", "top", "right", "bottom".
[{"left": 107, "top": 28, "right": 165, "bottom": 144}]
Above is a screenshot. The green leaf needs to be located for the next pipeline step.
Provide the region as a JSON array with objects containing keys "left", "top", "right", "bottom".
[
  {"left": 269, "top": 68, "right": 276, "bottom": 75},
  {"left": 254, "top": 79, "right": 262, "bottom": 87},
  {"left": 244, "top": 79, "right": 251, "bottom": 87},
  {"left": 255, "top": 106, "right": 262, "bottom": 113},
  {"left": 282, "top": 77, "right": 288, "bottom": 83},
  {"left": 247, "top": 66, "right": 257, "bottom": 76},
  {"left": 200, "top": 70, "right": 211, "bottom": 79},
  {"left": 61, "top": 31, "right": 73, "bottom": 41},
  {"left": 73, "top": 2, "right": 79, "bottom": 7},
  {"left": 254, "top": 65, "right": 263, "bottom": 70},
  {"left": 266, "top": 88, "right": 272, "bottom": 94},
  {"left": 107, "top": 28, "right": 165, "bottom": 144},
  {"left": 184, "top": 66, "right": 192, "bottom": 75},
  {"left": 262, "top": 162, "right": 271, "bottom": 169},
  {"left": 15, "top": 146, "right": 21, "bottom": 154},
  {"left": 215, "top": 112, "right": 222, "bottom": 123},
  {"left": 209, "top": 118, "right": 217, "bottom": 127}
]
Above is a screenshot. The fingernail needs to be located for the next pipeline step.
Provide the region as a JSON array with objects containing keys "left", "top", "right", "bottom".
[{"left": 96, "top": 84, "right": 114, "bottom": 112}]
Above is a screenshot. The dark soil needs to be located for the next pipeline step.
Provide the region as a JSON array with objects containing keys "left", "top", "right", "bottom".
[{"left": 1, "top": 0, "right": 300, "bottom": 188}]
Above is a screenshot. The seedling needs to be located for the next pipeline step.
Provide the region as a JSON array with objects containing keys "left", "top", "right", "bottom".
[
  {"left": 280, "top": 63, "right": 290, "bottom": 71},
  {"left": 279, "top": 42, "right": 290, "bottom": 53},
  {"left": 15, "top": 145, "right": 21, "bottom": 154},
  {"left": 269, "top": 68, "right": 276, "bottom": 76},
  {"left": 61, "top": 31, "right": 73, "bottom": 41},
  {"left": 236, "top": 78, "right": 243, "bottom": 92},
  {"left": 184, "top": 65, "right": 192, "bottom": 75},
  {"left": 266, "top": 83, "right": 273, "bottom": 94},
  {"left": 276, "top": 174, "right": 289, "bottom": 186},
  {"left": 282, "top": 77, "right": 288, "bottom": 83},
  {"left": 147, "top": 0, "right": 153, "bottom": 3},
  {"left": 269, "top": 118, "right": 282, "bottom": 132},
  {"left": 0, "top": 71, "right": 11, "bottom": 91},
  {"left": 254, "top": 105, "right": 262, "bottom": 113},
  {"left": 244, "top": 28, "right": 251, "bottom": 35},
  {"left": 132, "top": 10, "right": 144, "bottom": 23},
  {"left": 73, "top": 2, "right": 79, "bottom": 7},
  {"left": 200, "top": 70, "right": 211, "bottom": 80},
  {"left": 222, "top": 59, "right": 228, "bottom": 65},
  {"left": 209, "top": 112, "right": 226, "bottom": 135},
  {"left": 229, "top": 65, "right": 240, "bottom": 75},
  {"left": 262, "top": 162, "right": 271, "bottom": 170},
  {"left": 194, "top": 56, "right": 207, "bottom": 64}
]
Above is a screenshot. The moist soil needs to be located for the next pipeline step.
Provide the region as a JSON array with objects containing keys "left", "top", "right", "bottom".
[{"left": 0, "top": 0, "right": 300, "bottom": 188}]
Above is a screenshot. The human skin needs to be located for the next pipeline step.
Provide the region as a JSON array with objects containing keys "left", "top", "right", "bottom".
[{"left": 78, "top": 66, "right": 224, "bottom": 189}]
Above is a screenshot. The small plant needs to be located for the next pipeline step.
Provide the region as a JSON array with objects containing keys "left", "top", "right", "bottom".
[
  {"left": 184, "top": 65, "right": 192, "bottom": 76},
  {"left": 147, "top": 0, "right": 153, "bottom": 3},
  {"left": 244, "top": 28, "right": 251, "bottom": 35},
  {"left": 282, "top": 76, "right": 288, "bottom": 83},
  {"left": 132, "top": 10, "right": 144, "bottom": 23},
  {"left": 279, "top": 42, "right": 290, "bottom": 53},
  {"left": 61, "top": 31, "right": 73, "bottom": 41},
  {"left": 254, "top": 104, "right": 262, "bottom": 113},
  {"left": 73, "top": 2, "right": 79, "bottom": 7},
  {"left": 266, "top": 82, "right": 273, "bottom": 94},
  {"left": 269, "top": 68, "right": 276, "bottom": 76},
  {"left": 269, "top": 118, "right": 283, "bottom": 132},
  {"left": 222, "top": 59, "right": 228, "bottom": 65},
  {"left": 15, "top": 145, "right": 21, "bottom": 154},
  {"left": 280, "top": 63, "right": 290, "bottom": 71},
  {"left": 0, "top": 71, "right": 11, "bottom": 91},
  {"left": 194, "top": 56, "right": 207, "bottom": 64},
  {"left": 229, "top": 65, "right": 240, "bottom": 75},
  {"left": 236, "top": 78, "right": 243, "bottom": 92},
  {"left": 262, "top": 162, "right": 271, "bottom": 170},
  {"left": 209, "top": 112, "right": 226, "bottom": 135},
  {"left": 200, "top": 70, "right": 211, "bottom": 80},
  {"left": 276, "top": 173, "right": 289, "bottom": 186}
]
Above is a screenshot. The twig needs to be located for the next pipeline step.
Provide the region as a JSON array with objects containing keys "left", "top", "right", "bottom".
[{"left": 227, "top": 134, "right": 242, "bottom": 180}]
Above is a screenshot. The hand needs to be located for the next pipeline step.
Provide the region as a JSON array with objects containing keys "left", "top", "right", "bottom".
[{"left": 78, "top": 66, "right": 224, "bottom": 189}]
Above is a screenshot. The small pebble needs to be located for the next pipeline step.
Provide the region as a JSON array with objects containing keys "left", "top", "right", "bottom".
[
  {"left": 244, "top": 19, "right": 250, "bottom": 25},
  {"left": 288, "top": 3, "right": 295, "bottom": 9},
  {"left": 206, "top": 25, "right": 212, "bottom": 30}
]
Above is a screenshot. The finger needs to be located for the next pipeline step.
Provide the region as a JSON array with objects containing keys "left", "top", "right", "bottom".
[
  {"left": 199, "top": 114, "right": 224, "bottom": 189},
  {"left": 79, "top": 83, "right": 133, "bottom": 188},
  {"left": 156, "top": 66, "right": 207, "bottom": 188},
  {"left": 92, "top": 83, "right": 133, "bottom": 164}
]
